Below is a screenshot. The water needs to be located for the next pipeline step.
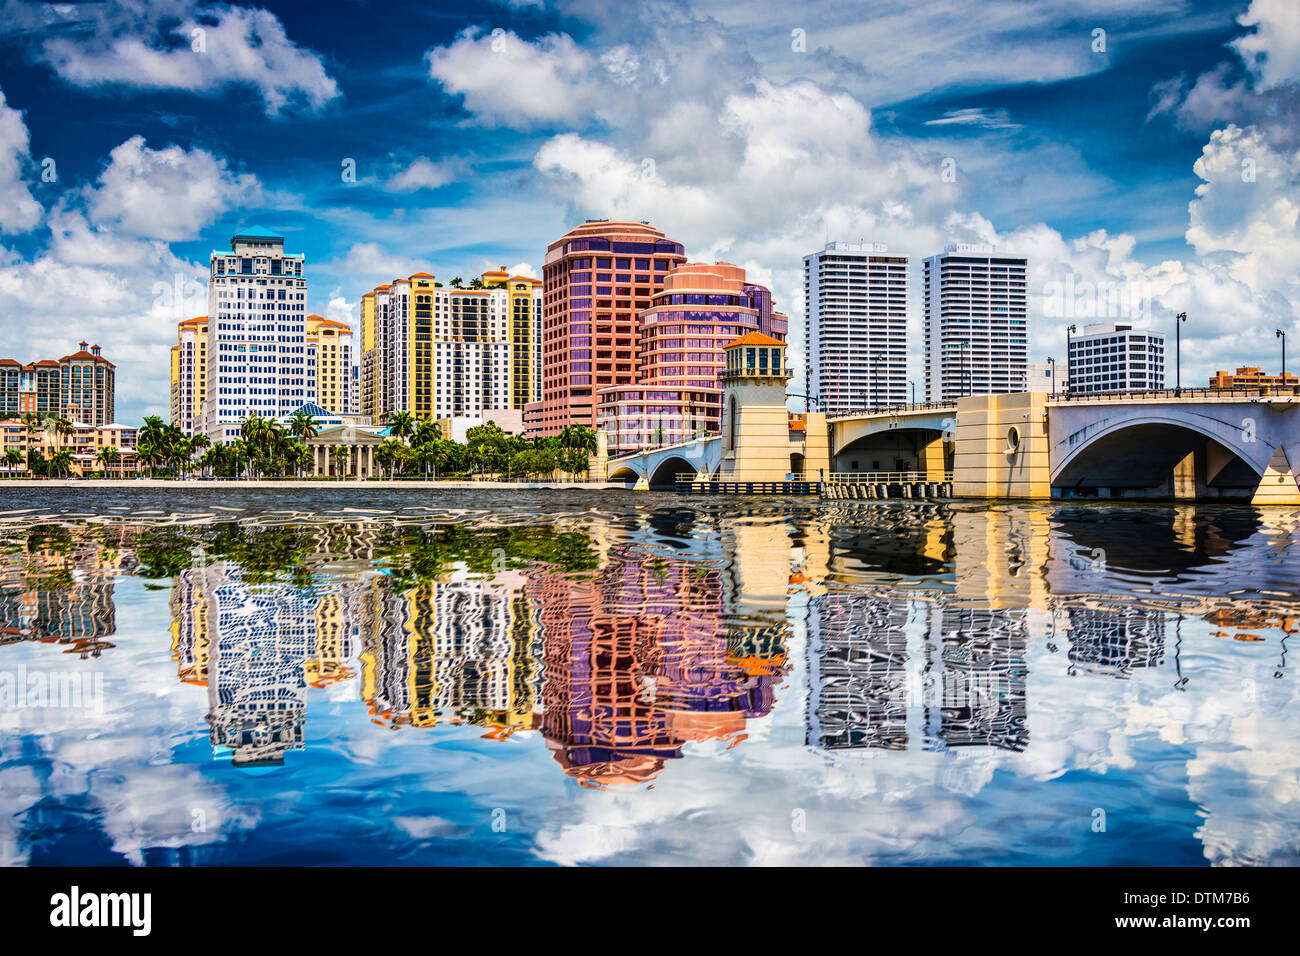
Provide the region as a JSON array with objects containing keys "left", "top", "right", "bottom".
[{"left": 1, "top": 487, "right": 1296, "bottom": 866}]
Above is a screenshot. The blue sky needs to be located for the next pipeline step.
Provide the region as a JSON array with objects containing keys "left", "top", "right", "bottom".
[{"left": 0, "top": 0, "right": 1296, "bottom": 421}]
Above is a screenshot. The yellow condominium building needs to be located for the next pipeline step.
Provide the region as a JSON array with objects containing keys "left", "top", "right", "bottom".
[
  {"left": 170, "top": 316, "right": 208, "bottom": 435},
  {"left": 359, "top": 269, "right": 541, "bottom": 423},
  {"left": 306, "top": 315, "right": 355, "bottom": 416}
]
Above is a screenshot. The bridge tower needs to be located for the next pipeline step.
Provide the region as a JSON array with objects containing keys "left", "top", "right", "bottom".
[{"left": 719, "top": 332, "right": 794, "bottom": 482}]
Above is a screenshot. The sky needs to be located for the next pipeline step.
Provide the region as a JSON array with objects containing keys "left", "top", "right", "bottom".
[{"left": 0, "top": 0, "right": 1297, "bottom": 423}]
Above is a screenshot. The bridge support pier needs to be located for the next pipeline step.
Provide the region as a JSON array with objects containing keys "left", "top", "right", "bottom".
[
  {"left": 1251, "top": 444, "right": 1300, "bottom": 506},
  {"left": 953, "top": 393, "right": 1050, "bottom": 499}
]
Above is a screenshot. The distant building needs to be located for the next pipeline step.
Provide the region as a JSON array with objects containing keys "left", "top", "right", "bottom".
[
  {"left": 1025, "top": 361, "right": 1068, "bottom": 393},
  {"left": 360, "top": 269, "right": 541, "bottom": 424},
  {"left": 923, "top": 245, "right": 1028, "bottom": 402},
  {"left": 1208, "top": 366, "right": 1299, "bottom": 389},
  {"left": 597, "top": 261, "right": 788, "bottom": 456},
  {"left": 0, "top": 417, "right": 138, "bottom": 474},
  {"left": 203, "top": 227, "right": 311, "bottom": 442},
  {"left": 0, "top": 341, "right": 116, "bottom": 426},
  {"left": 530, "top": 220, "right": 687, "bottom": 435},
  {"left": 305, "top": 315, "right": 354, "bottom": 416},
  {"left": 1067, "top": 323, "right": 1166, "bottom": 394},
  {"left": 170, "top": 317, "right": 208, "bottom": 435},
  {"left": 804, "top": 241, "right": 908, "bottom": 413},
  {"left": 437, "top": 409, "right": 525, "bottom": 444}
]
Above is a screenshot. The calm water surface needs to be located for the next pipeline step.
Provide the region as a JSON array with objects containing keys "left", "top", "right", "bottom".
[{"left": 1, "top": 488, "right": 1297, "bottom": 865}]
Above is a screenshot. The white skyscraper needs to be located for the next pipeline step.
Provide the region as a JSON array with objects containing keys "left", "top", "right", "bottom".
[
  {"left": 803, "top": 242, "right": 909, "bottom": 414},
  {"left": 923, "top": 245, "right": 1029, "bottom": 402},
  {"left": 203, "top": 227, "right": 311, "bottom": 442}
]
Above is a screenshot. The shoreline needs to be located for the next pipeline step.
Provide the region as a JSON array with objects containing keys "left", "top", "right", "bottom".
[{"left": 0, "top": 478, "right": 631, "bottom": 490}]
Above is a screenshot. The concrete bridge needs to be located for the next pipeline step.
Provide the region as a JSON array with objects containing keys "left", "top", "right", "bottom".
[
  {"left": 607, "top": 436, "right": 722, "bottom": 488},
  {"left": 1046, "top": 391, "right": 1299, "bottom": 501},
  {"left": 822, "top": 389, "right": 1300, "bottom": 503}
]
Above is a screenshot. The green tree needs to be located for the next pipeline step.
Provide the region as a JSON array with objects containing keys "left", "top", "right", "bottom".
[
  {"left": 388, "top": 410, "right": 416, "bottom": 445},
  {"left": 96, "top": 445, "right": 120, "bottom": 479},
  {"left": 288, "top": 409, "right": 319, "bottom": 442}
]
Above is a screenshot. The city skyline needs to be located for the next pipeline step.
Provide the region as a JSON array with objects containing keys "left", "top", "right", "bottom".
[{"left": 0, "top": 0, "right": 1295, "bottom": 424}]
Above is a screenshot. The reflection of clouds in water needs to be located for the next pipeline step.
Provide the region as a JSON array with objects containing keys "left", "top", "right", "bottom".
[
  {"left": 0, "top": 581, "right": 256, "bottom": 865},
  {"left": 535, "top": 611, "right": 1300, "bottom": 866}
]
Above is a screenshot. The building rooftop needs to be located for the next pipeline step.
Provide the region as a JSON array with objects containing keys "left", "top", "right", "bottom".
[{"left": 725, "top": 331, "right": 786, "bottom": 349}]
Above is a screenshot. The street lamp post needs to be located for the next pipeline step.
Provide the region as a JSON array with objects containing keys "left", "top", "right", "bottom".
[
  {"left": 1175, "top": 312, "right": 1187, "bottom": 394},
  {"left": 908, "top": 379, "right": 916, "bottom": 405},
  {"left": 1278, "top": 329, "right": 1288, "bottom": 391},
  {"left": 1047, "top": 356, "right": 1057, "bottom": 394}
]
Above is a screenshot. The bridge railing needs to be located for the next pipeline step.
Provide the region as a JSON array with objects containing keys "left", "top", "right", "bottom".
[
  {"left": 826, "top": 471, "right": 954, "bottom": 484},
  {"left": 826, "top": 401, "right": 958, "bottom": 421},
  {"left": 1047, "top": 385, "right": 1299, "bottom": 402}
]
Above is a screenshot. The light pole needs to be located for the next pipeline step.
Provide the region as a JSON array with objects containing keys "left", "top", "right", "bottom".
[
  {"left": 1175, "top": 312, "right": 1187, "bottom": 393},
  {"left": 1065, "top": 324, "right": 1076, "bottom": 396},
  {"left": 1278, "top": 329, "right": 1287, "bottom": 390},
  {"left": 1047, "top": 356, "right": 1057, "bottom": 394},
  {"left": 908, "top": 379, "right": 916, "bottom": 405}
]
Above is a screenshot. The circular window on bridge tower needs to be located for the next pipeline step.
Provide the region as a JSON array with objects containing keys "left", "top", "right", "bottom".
[{"left": 1005, "top": 426, "right": 1021, "bottom": 455}]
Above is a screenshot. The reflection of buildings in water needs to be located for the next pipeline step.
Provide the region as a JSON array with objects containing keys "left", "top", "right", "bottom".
[
  {"left": 360, "top": 569, "right": 543, "bottom": 733},
  {"left": 0, "top": 531, "right": 131, "bottom": 654},
  {"left": 931, "top": 605, "right": 1028, "bottom": 752},
  {"left": 537, "top": 543, "right": 786, "bottom": 788},
  {"left": 808, "top": 592, "right": 910, "bottom": 751},
  {"left": 1203, "top": 606, "right": 1299, "bottom": 643},
  {"left": 1065, "top": 606, "right": 1166, "bottom": 676},
  {"left": 200, "top": 564, "right": 319, "bottom": 767},
  {"left": 808, "top": 594, "right": 1029, "bottom": 753}
]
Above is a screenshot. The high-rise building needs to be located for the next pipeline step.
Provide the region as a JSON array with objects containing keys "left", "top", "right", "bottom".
[
  {"left": 203, "top": 227, "right": 310, "bottom": 442},
  {"left": 170, "top": 316, "right": 208, "bottom": 435},
  {"left": 923, "top": 245, "right": 1029, "bottom": 402},
  {"left": 359, "top": 270, "right": 541, "bottom": 423},
  {"left": 305, "top": 315, "right": 354, "bottom": 415},
  {"left": 1067, "top": 323, "right": 1165, "bottom": 394},
  {"left": 803, "top": 241, "right": 908, "bottom": 414},
  {"left": 596, "top": 261, "right": 787, "bottom": 455},
  {"left": 0, "top": 342, "right": 115, "bottom": 426},
  {"left": 530, "top": 220, "right": 686, "bottom": 435}
]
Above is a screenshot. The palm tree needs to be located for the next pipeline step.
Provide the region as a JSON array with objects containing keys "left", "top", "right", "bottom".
[
  {"left": 189, "top": 434, "right": 211, "bottom": 476},
  {"left": 96, "top": 445, "right": 120, "bottom": 479},
  {"left": 388, "top": 410, "right": 416, "bottom": 445},
  {"left": 559, "top": 424, "right": 599, "bottom": 455},
  {"left": 26, "top": 447, "right": 45, "bottom": 477},
  {"left": 48, "top": 447, "right": 74, "bottom": 478},
  {"left": 288, "top": 409, "right": 319, "bottom": 442},
  {"left": 376, "top": 438, "right": 406, "bottom": 478}
]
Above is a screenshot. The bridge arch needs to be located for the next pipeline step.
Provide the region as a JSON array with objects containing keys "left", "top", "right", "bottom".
[
  {"left": 834, "top": 426, "right": 951, "bottom": 475},
  {"left": 1052, "top": 416, "right": 1267, "bottom": 495},
  {"left": 648, "top": 455, "right": 699, "bottom": 488},
  {"left": 608, "top": 466, "right": 641, "bottom": 483}
]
